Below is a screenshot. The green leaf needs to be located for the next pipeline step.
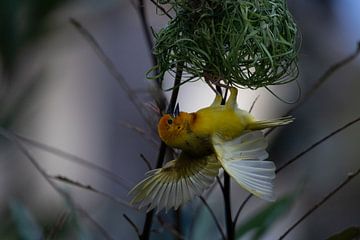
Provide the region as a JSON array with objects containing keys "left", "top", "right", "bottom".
[
  {"left": 235, "top": 195, "right": 294, "bottom": 240},
  {"left": 327, "top": 226, "right": 360, "bottom": 240},
  {"left": 9, "top": 200, "right": 43, "bottom": 240}
]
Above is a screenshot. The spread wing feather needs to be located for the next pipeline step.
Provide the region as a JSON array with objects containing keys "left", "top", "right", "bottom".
[
  {"left": 129, "top": 154, "right": 221, "bottom": 212},
  {"left": 212, "top": 130, "right": 276, "bottom": 201}
]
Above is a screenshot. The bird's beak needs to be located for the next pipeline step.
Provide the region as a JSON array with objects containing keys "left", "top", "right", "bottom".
[{"left": 173, "top": 103, "right": 180, "bottom": 117}]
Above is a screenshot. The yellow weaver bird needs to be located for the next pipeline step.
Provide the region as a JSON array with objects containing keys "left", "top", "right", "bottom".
[{"left": 130, "top": 87, "right": 293, "bottom": 211}]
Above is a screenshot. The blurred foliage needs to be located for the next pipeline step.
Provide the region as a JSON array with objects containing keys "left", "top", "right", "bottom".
[
  {"left": 8, "top": 200, "right": 43, "bottom": 240},
  {"left": 235, "top": 195, "right": 294, "bottom": 239},
  {"left": 0, "top": 0, "right": 69, "bottom": 78},
  {"left": 0, "top": 200, "right": 82, "bottom": 240},
  {"left": 327, "top": 227, "right": 360, "bottom": 240}
]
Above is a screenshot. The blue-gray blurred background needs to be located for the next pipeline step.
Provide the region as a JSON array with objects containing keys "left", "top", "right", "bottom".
[{"left": 0, "top": 0, "right": 359, "bottom": 239}]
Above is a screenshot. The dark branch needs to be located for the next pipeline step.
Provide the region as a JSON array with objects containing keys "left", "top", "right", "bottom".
[
  {"left": 16, "top": 133, "right": 132, "bottom": 190},
  {"left": 224, "top": 173, "right": 234, "bottom": 240},
  {"left": 266, "top": 41, "right": 360, "bottom": 136},
  {"left": 233, "top": 194, "right": 252, "bottom": 227},
  {"left": 124, "top": 214, "right": 141, "bottom": 238},
  {"left": 50, "top": 175, "right": 134, "bottom": 209},
  {"left": 149, "top": 0, "right": 173, "bottom": 19},
  {"left": 276, "top": 116, "right": 360, "bottom": 174},
  {"left": 0, "top": 128, "right": 114, "bottom": 240},
  {"left": 216, "top": 176, "right": 225, "bottom": 194},
  {"left": 249, "top": 95, "right": 260, "bottom": 113},
  {"left": 156, "top": 215, "right": 184, "bottom": 239},
  {"left": 278, "top": 167, "right": 360, "bottom": 239},
  {"left": 233, "top": 116, "right": 360, "bottom": 226},
  {"left": 140, "top": 153, "right": 153, "bottom": 170},
  {"left": 69, "top": 18, "right": 152, "bottom": 128},
  {"left": 199, "top": 196, "right": 226, "bottom": 240}
]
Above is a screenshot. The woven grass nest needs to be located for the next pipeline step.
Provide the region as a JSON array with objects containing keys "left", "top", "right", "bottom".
[{"left": 150, "top": 0, "right": 299, "bottom": 89}]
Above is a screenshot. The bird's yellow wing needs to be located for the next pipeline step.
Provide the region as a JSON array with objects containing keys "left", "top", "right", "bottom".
[
  {"left": 212, "top": 130, "right": 276, "bottom": 201},
  {"left": 129, "top": 153, "right": 221, "bottom": 212}
]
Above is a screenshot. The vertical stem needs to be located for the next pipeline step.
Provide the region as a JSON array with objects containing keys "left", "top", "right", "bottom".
[
  {"left": 140, "top": 64, "right": 183, "bottom": 240},
  {"left": 224, "top": 173, "right": 234, "bottom": 240},
  {"left": 137, "top": 0, "right": 158, "bottom": 72},
  {"left": 216, "top": 85, "right": 234, "bottom": 240},
  {"left": 175, "top": 209, "right": 182, "bottom": 240}
]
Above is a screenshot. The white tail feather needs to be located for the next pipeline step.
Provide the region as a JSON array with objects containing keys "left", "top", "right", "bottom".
[{"left": 213, "top": 131, "right": 276, "bottom": 201}]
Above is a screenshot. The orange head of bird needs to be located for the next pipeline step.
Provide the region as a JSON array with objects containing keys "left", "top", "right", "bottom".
[{"left": 157, "top": 104, "right": 193, "bottom": 148}]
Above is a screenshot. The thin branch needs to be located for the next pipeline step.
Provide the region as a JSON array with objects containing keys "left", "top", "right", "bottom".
[
  {"left": 156, "top": 215, "right": 185, "bottom": 239},
  {"left": 232, "top": 194, "right": 252, "bottom": 227},
  {"left": 124, "top": 214, "right": 141, "bottom": 238},
  {"left": 278, "top": 167, "right": 360, "bottom": 240},
  {"left": 276, "top": 116, "right": 360, "bottom": 174},
  {"left": 137, "top": 0, "right": 158, "bottom": 72},
  {"left": 233, "top": 116, "right": 360, "bottom": 226},
  {"left": 149, "top": 0, "right": 173, "bottom": 19},
  {"left": 76, "top": 207, "right": 116, "bottom": 240},
  {"left": 46, "top": 210, "right": 70, "bottom": 240},
  {"left": 248, "top": 95, "right": 260, "bottom": 113},
  {"left": 303, "top": 41, "right": 360, "bottom": 105},
  {"left": 216, "top": 176, "right": 225, "bottom": 194},
  {"left": 120, "top": 122, "right": 158, "bottom": 147},
  {"left": 266, "top": 41, "right": 360, "bottom": 136},
  {"left": 15, "top": 133, "right": 132, "bottom": 190},
  {"left": 199, "top": 196, "right": 226, "bottom": 240},
  {"left": 140, "top": 153, "right": 153, "bottom": 170},
  {"left": 69, "top": 18, "right": 152, "bottom": 129},
  {"left": 50, "top": 175, "right": 135, "bottom": 209},
  {"left": 0, "top": 128, "right": 114, "bottom": 240},
  {"left": 140, "top": 63, "right": 184, "bottom": 240}
]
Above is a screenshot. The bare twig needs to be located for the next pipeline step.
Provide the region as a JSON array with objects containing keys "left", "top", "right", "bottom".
[
  {"left": 248, "top": 95, "right": 260, "bottom": 113},
  {"left": 149, "top": 0, "right": 173, "bottom": 19},
  {"left": 46, "top": 210, "right": 70, "bottom": 240},
  {"left": 69, "top": 18, "right": 152, "bottom": 129},
  {"left": 124, "top": 214, "right": 141, "bottom": 238},
  {"left": 120, "top": 122, "right": 158, "bottom": 147},
  {"left": 303, "top": 42, "right": 360, "bottom": 105},
  {"left": 156, "top": 215, "right": 185, "bottom": 239},
  {"left": 232, "top": 194, "right": 252, "bottom": 227},
  {"left": 50, "top": 175, "right": 135, "bottom": 209},
  {"left": 278, "top": 167, "right": 360, "bottom": 240},
  {"left": 0, "top": 128, "right": 114, "bottom": 240},
  {"left": 140, "top": 153, "right": 153, "bottom": 170},
  {"left": 199, "top": 196, "right": 226, "bottom": 240},
  {"left": 216, "top": 176, "right": 224, "bottom": 194},
  {"left": 233, "top": 116, "right": 360, "bottom": 226},
  {"left": 137, "top": 0, "right": 158, "bottom": 72},
  {"left": 266, "top": 41, "right": 360, "bottom": 136},
  {"left": 276, "top": 116, "right": 360, "bottom": 174},
  {"left": 15, "top": 133, "right": 132, "bottom": 190},
  {"left": 76, "top": 208, "right": 115, "bottom": 240}
]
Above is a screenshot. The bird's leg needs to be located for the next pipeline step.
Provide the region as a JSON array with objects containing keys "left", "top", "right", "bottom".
[
  {"left": 225, "top": 87, "right": 238, "bottom": 108},
  {"left": 211, "top": 93, "right": 223, "bottom": 106}
]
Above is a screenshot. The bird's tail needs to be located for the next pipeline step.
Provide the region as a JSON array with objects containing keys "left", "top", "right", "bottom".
[{"left": 247, "top": 116, "right": 294, "bottom": 130}]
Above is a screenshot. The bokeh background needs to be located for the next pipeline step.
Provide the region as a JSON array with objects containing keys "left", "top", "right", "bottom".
[{"left": 0, "top": 0, "right": 359, "bottom": 239}]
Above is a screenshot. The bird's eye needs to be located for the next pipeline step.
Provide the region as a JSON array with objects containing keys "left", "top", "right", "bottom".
[{"left": 167, "top": 119, "right": 173, "bottom": 124}]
